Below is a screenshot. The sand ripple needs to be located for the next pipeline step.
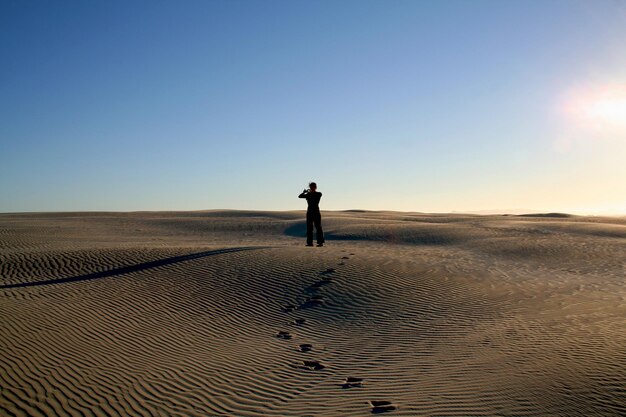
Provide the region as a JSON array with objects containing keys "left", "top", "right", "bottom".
[{"left": 1, "top": 211, "right": 625, "bottom": 416}]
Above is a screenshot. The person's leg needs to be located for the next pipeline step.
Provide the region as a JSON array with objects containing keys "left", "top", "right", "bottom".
[
  {"left": 306, "top": 213, "right": 314, "bottom": 245},
  {"left": 314, "top": 213, "right": 324, "bottom": 245}
]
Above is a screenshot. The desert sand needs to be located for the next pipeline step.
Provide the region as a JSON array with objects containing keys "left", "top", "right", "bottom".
[{"left": 1, "top": 210, "right": 625, "bottom": 416}]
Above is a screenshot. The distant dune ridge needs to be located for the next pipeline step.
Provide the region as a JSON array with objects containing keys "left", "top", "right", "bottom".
[{"left": 1, "top": 210, "right": 625, "bottom": 416}]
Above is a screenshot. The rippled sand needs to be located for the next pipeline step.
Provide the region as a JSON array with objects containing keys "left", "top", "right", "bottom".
[{"left": 1, "top": 210, "right": 625, "bottom": 416}]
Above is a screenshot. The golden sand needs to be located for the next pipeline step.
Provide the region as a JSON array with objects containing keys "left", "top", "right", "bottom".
[{"left": 1, "top": 211, "right": 625, "bottom": 416}]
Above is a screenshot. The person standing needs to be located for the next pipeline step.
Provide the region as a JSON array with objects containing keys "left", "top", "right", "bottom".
[{"left": 298, "top": 182, "right": 324, "bottom": 247}]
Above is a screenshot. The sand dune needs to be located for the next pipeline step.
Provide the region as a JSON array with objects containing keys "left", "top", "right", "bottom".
[{"left": 1, "top": 211, "right": 625, "bottom": 416}]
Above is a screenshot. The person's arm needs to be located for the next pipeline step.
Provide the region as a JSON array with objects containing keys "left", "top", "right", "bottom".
[{"left": 298, "top": 189, "right": 308, "bottom": 198}]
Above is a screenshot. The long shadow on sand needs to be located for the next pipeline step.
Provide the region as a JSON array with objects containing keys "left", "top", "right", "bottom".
[{"left": 1, "top": 247, "right": 268, "bottom": 289}]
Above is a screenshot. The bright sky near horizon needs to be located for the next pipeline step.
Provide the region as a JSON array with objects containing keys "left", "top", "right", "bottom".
[{"left": 1, "top": 0, "right": 625, "bottom": 214}]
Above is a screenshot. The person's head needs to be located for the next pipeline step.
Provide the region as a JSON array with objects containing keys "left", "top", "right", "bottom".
[{"left": 309, "top": 182, "right": 317, "bottom": 191}]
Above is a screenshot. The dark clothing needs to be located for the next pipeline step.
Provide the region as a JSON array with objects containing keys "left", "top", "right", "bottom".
[
  {"left": 306, "top": 211, "right": 323, "bottom": 245},
  {"left": 299, "top": 190, "right": 322, "bottom": 212},
  {"left": 299, "top": 191, "right": 324, "bottom": 245}
]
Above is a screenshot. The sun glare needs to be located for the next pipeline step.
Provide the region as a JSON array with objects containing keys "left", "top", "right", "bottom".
[{"left": 563, "top": 84, "right": 626, "bottom": 133}]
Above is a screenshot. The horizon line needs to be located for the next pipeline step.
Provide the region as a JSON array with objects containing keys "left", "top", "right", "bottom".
[{"left": 1, "top": 208, "right": 624, "bottom": 217}]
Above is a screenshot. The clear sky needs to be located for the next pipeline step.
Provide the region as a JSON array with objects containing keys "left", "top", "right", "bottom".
[{"left": 1, "top": 0, "right": 625, "bottom": 214}]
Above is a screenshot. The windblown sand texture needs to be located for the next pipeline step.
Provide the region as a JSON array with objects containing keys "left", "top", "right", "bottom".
[{"left": 1, "top": 210, "right": 625, "bottom": 416}]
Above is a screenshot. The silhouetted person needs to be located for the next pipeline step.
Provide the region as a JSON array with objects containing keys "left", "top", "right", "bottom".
[{"left": 299, "top": 182, "right": 324, "bottom": 247}]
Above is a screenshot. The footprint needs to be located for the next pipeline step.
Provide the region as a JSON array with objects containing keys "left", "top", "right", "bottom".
[
  {"left": 302, "top": 360, "right": 325, "bottom": 370},
  {"left": 341, "top": 256, "right": 350, "bottom": 260},
  {"left": 282, "top": 304, "right": 297, "bottom": 313},
  {"left": 338, "top": 262, "right": 345, "bottom": 265},
  {"left": 369, "top": 400, "right": 396, "bottom": 413},
  {"left": 304, "top": 295, "right": 324, "bottom": 305},
  {"left": 275, "top": 331, "right": 292, "bottom": 340},
  {"left": 309, "top": 279, "right": 331, "bottom": 290},
  {"left": 300, "top": 295, "right": 324, "bottom": 308},
  {"left": 342, "top": 376, "right": 363, "bottom": 388},
  {"left": 290, "top": 318, "right": 306, "bottom": 326},
  {"left": 321, "top": 267, "right": 336, "bottom": 275},
  {"left": 298, "top": 343, "right": 313, "bottom": 352}
]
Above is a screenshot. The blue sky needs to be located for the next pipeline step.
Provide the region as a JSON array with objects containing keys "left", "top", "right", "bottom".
[{"left": 1, "top": 0, "right": 625, "bottom": 213}]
